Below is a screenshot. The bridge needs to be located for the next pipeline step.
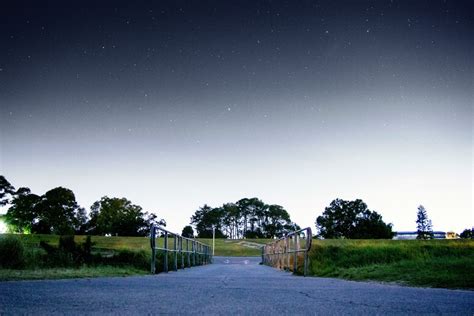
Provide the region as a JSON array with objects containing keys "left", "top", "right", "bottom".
[{"left": 1, "top": 255, "right": 473, "bottom": 314}]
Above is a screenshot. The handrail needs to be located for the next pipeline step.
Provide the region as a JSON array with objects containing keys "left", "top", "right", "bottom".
[
  {"left": 261, "top": 227, "right": 312, "bottom": 276},
  {"left": 150, "top": 225, "right": 212, "bottom": 274}
]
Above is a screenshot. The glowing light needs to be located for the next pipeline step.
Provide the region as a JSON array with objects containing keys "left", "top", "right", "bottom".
[{"left": 0, "top": 218, "right": 7, "bottom": 234}]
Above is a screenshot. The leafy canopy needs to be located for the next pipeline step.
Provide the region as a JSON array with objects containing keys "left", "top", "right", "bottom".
[
  {"left": 315, "top": 198, "right": 394, "bottom": 239},
  {"left": 88, "top": 196, "right": 163, "bottom": 236},
  {"left": 190, "top": 198, "right": 299, "bottom": 239}
]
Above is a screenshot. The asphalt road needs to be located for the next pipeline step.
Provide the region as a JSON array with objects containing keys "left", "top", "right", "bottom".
[{"left": 1, "top": 256, "right": 473, "bottom": 315}]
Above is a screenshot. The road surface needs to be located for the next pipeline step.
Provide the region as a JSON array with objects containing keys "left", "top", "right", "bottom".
[{"left": 1, "top": 256, "right": 473, "bottom": 315}]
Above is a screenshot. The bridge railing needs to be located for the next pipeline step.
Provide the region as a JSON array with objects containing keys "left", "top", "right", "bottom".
[
  {"left": 261, "top": 227, "right": 312, "bottom": 276},
  {"left": 150, "top": 225, "right": 212, "bottom": 274}
]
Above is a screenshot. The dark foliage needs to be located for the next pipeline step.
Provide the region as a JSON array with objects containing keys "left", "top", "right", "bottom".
[
  {"left": 0, "top": 235, "right": 26, "bottom": 269},
  {"left": 39, "top": 235, "right": 96, "bottom": 267},
  {"left": 6, "top": 186, "right": 86, "bottom": 235},
  {"left": 87, "top": 196, "right": 165, "bottom": 236},
  {"left": 190, "top": 198, "right": 299, "bottom": 239},
  {"left": 0, "top": 175, "right": 15, "bottom": 206},
  {"left": 460, "top": 228, "right": 473, "bottom": 239},
  {"left": 315, "top": 198, "right": 394, "bottom": 239},
  {"left": 416, "top": 205, "right": 434, "bottom": 240},
  {"left": 181, "top": 225, "right": 194, "bottom": 238}
]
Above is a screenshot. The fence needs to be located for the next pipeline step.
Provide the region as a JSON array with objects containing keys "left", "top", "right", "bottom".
[
  {"left": 150, "top": 225, "right": 212, "bottom": 274},
  {"left": 261, "top": 227, "right": 312, "bottom": 276}
]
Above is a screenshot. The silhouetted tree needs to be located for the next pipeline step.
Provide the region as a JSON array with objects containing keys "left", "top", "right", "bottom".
[
  {"left": 181, "top": 225, "right": 194, "bottom": 238},
  {"left": 190, "top": 205, "right": 226, "bottom": 238},
  {"left": 88, "top": 196, "right": 163, "bottom": 236},
  {"left": 416, "top": 205, "right": 433, "bottom": 240},
  {"left": 190, "top": 198, "right": 298, "bottom": 239},
  {"left": 0, "top": 175, "right": 15, "bottom": 206},
  {"left": 5, "top": 187, "right": 41, "bottom": 233},
  {"left": 6, "top": 186, "right": 85, "bottom": 235},
  {"left": 315, "top": 198, "right": 394, "bottom": 239},
  {"left": 459, "top": 228, "right": 472, "bottom": 239},
  {"left": 33, "top": 187, "right": 87, "bottom": 235}
]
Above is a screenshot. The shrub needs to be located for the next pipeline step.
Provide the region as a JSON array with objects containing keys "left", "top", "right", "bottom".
[
  {"left": 104, "top": 249, "right": 149, "bottom": 270},
  {"left": 0, "top": 235, "right": 26, "bottom": 269},
  {"left": 40, "top": 235, "right": 97, "bottom": 267}
]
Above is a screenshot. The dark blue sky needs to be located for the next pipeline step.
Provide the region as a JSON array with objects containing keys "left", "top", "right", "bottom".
[{"left": 1, "top": 1, "right": 472, "bottom": 233}]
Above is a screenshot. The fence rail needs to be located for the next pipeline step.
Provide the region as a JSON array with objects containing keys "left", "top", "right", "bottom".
[
  {"left": 261, "top": 227, "right": 312, "bottom": 276},
  {"left": 150, "top": 225, "right": 212, "bottom": 274}
]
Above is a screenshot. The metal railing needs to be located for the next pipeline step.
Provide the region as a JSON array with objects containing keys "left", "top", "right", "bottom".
[
  {"left": 150, "top": 225, "right": 212, "bottom": 274},
  {"left": 261, "top": 227, "right": 312, "bottom": 276}
]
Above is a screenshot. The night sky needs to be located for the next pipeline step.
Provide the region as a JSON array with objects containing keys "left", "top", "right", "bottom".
[{"left": 1, "top": 1, "right": 472, "bottom": 233}]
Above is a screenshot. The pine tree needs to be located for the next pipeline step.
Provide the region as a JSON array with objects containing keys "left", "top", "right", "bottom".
[{"left": 416, "top": 205, "right": 433, "bottom": 239}]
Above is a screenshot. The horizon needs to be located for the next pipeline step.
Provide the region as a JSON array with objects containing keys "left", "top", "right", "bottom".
[{"left": 1, "top": 1, "right": 472, "bottom": 234}]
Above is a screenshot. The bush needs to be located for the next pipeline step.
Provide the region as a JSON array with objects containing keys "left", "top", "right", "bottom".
[
  {"left": 40, "top": 235, "right": 97, "bottom": 267},
  {"left": 104, "top": 249, "right": 149, "bottom": 270},
  {"left": 0, "top": 235, "right": 26, "bottom": 269}
]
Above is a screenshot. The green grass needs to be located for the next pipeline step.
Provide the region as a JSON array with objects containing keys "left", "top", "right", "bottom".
[
  {"left": 0, "top": 266, "right": 148, "bottom": 281},
  {"left": 198, "top": 238, "right": 270, "bottom": 256},
  {"left": 307, "top": 239, "right": 474, "bottom": 289},
  {"left": 9, "top": 234, "right": 268, "bottom": 257}
]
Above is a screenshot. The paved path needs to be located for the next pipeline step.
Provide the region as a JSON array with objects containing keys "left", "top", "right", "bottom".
[{"left": 1, "top": 257, "right": 473, "bottom": 315}]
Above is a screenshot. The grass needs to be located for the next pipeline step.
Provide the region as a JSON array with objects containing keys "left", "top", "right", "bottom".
[
  {"left": 307, "top": 239, "right": 474, "bottom": 289},
  {"left": 0, "top": 266, "right": 148, "bottom": 281},
  {"left": 198, "top": 238, "right": 270, "bottom": 256},
  {"left": 11, "top": 234, "right": 269, "bottom": 257}
]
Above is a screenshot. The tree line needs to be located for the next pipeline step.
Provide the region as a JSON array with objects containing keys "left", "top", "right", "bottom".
[
  {"left": 2, "top": 175, "right": 471, "bottom": 239},
  {"left": 188, "top": 198, "right": 300, "bottom": 239},
  {"left": 0, "top": 176, "right": 164, "bottom": 236}
]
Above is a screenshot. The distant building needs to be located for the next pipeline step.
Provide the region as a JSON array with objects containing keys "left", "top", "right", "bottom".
[
  {"left": 446, "top": 232, "right": 459, "bottom": 239},
  {"left": 393, "top": 231, "right": 447, "bottom": 240}
]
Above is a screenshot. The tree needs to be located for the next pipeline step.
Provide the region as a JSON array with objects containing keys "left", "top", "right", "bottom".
[
  {"left": 190, "top": 198, "right": 299, "bottom": 239},
  {"left": 88, "top": 196, "right": 162, "bottom": 236},
  {"left": 315, "top": 198, "right": 394, "bottom": 239},
  {"left": 5, "top": 187, "right": 41, "bottom": 233},
  {"left": 416, "top": 205, "right": 433, "bottom": 240},
  {"left": 181, "top": 225, "right": 194, "bottom": 238},
  {"left": 190, "top": 204, "right": 226, "bottom": 238},
  {"left": 0, "top": 175, "right": 15, "bottom": 206},
  {"left": 263, "top": 204, "right": 295, "bottom": 238},
  {"left": 459, "top": 228, "right": 473, "bottom": 239},
  {"left": 6, "top": 186, "right": 86, "bottom": 235},
  {"left": 33, "top": 187, "right": 87, "bottom": 235}
]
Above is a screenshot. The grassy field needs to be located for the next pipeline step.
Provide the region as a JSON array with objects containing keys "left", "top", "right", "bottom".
[
  {"left": 307, "top": 239, "right": 474, "bottom": 289},
  {"left": 14, "top": 234, "right": 268, "bottom": 256}
]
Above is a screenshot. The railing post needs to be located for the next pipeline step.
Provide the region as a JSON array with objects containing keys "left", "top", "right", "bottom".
[
  {"left": 180, "top": 237, "right": 185, "bottom": 269},
  {"left": 294, "top": 234, "right": 298, "bottom": 273},
  {"left": 150, "top": 225, "right": 156, "bottom": 274},
  {"left": 186, "top": 239, "right": 190, "bottom": 267},
  {"left": 173, "top": 234, "right": 178, "bottom": 271},
  {"left": 164, "top": 231, "right": 168, "bottom": 273},
  {"left": 304, "top": 227, "right": 312, "bottom": 277},
  {"left": 192, "top": 241, "right": 196, "bottom": 266}
]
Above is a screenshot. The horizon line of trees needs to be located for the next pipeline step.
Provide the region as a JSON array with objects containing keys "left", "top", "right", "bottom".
[
  {"left": 2, "top": 175, "right": 472, "bottom": 239},
  {"left": 189, "top": 198, "right": 300, "bottom": 239},
  {"left": 0, "top": 176, "right": 164, "bottom": 236}
]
